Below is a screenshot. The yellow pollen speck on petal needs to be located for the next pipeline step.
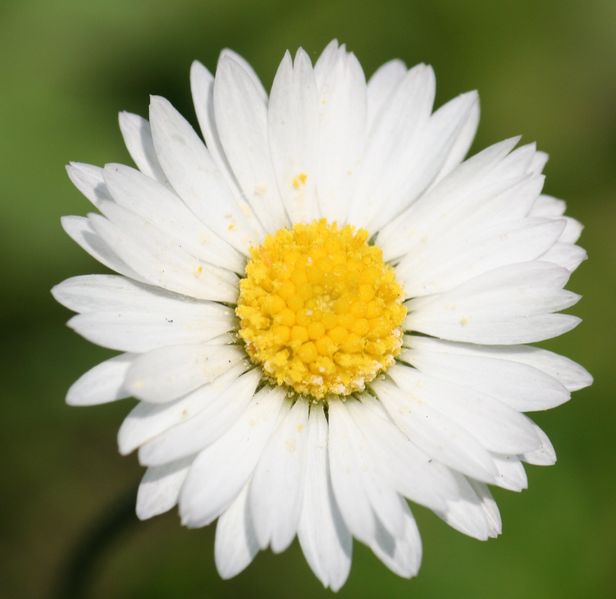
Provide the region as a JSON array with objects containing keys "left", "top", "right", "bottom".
[
  {"left": 292, "top": 172, "right": 308, "bottom": 189},
  {"left": 227, "top": 222, "right": 236, "bottom": 231},
  {"left": 236, "top": 219, "right": 407, "bottom": 400},
  {"left": 254, "top": 184, "right": 267, "bottom": 196}
]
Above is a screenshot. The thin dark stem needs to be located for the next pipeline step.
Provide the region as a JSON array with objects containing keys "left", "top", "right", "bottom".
[{"left": 53, "top": 485, "right": 139, "bottom": 599}]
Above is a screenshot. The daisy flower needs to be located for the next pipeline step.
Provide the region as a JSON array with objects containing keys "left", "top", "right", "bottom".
[{"left": 53, "top": 40, "right": 592, "bottom": 590}]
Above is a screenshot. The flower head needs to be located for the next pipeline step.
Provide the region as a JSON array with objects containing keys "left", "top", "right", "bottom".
[{"left": 53, "top": 40, "right": 591, "bottom": 590}]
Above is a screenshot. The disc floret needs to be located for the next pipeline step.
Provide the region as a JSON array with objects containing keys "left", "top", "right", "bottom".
[{"left": 236, "top": 220, "right": 406, "bottom": 399}]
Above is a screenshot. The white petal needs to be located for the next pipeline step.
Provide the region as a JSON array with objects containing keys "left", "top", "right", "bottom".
[
  {"left": 366, "top": 59, "right": 407, "bottom": 129},
  {"left": 136, "top": 458, "right": 191, "bottom": 520},
  {"left": 541, "top": 243, "right": 587, "bottom": 272},
  {"left": 412, "top": 337, "right": 591, "bottom": 393},
  {"left": 298, "top": 405, "right": 352, "bottom": 592},
  {"left": 369, "top": 503, "right": 422, "bottom": 579},
  {"left": 347, "top": 395, "right": 459, "bottom": 512},
  {"left": 521, "top": 424, "right": 557, "bottom": 465},
  {"left": 348, "top": 64, "right": 434, "bottom": 228},
  {"left": 66, "top": 162, "right": 112, "bottom": 207},
  {"left": 560, "top": 217, "right": 583, "bottom": 244},
  {"left": 215, "top": 485, "right": 260, "bottom": 579},
  {"left": 389, "top": 172, "right": 546, "bottom": 267},
  {"left": 467, "top": 480, "right": 502, "bottom": 536},
  {"left": 368, "top": 90, "right": 479, "bottom": 232},
  {"left": 219, "top": 48, "right": 268, "bottom": 100},
  {"left": 529, "top": 151, "right": 549, "bottom": 175},
  {"left": 213, "top": 55, "right": 288, "bottom": 232},
  {"left": 401, "top": 335, "right": 571, "bottom": 412},
  {"left": 372, "top": 378, "right": 498, "bottom": 483},
  {"left": 531, "top": 194, "right": 566, "bottom": 217},
  {"left": 52, "top": 274, "right": 232, "bottom": 317},
  {"left": 268, "top": 49, "right": 320, "bottom": 223},
  {"left": 179, "top": 387, "right": 286, "bottom": 527},
  {"left": 314, "top": 49, "right": 367, "bottom": 223},
  {"left": 249, "top": 399, "right": 309, "bottom": 552},
  {"left": 117, "top": 362, "right": 247, "bottom": 455},
  {"left": 377, "top": 136, "right": 523, "bottom": 260},
  {"left": 388, "top": 365, "right": 541, "bottom": 455},
  {"left": 463, "top": 174, "right": 545, "bottom": 225},
  {"left": 125, "top": 342, "right": 245, "bottom": 403},
  {"left": 314, "top": 39, "right": 341, "bottom": 81},
  {"left": 65, "top": 353, "right": 133, "bottom": 406},
  {"left": 431, "top": 96, "right": 480, "bottom": 184},
  {"left": 190, "top": 60, "right": 243, "bottom": 199},
  {"left": 500, "top": 348, "right": 592, "bottom": 392},
  {"left": 491, "top": 454, "right": 528, "bottom": 491},
  {"left": 54, "top": 275, "right": 234, "bottom": 351},
  {"left": 149, "top": 95, "right": 263, "bottom": 254},
  {"left": 88, "top": 208, "right": 238, "bottom": 302},
  {"left": 61, "top": 215, "right": 143, "bottom": 281},
  {"left": 438, "top": 474, "right": 501, "bottom": 540},
  {"left": 396, "top": 217, "right": 565, "bottom": 297},
  {"left": 327, "top": 400, "right": 376, "bottom": 545},
  {"left": 66, "top": 310, "right": 233, "bottom": 353},
  {"left": 102, "top": 163, "right": 244, "bottom": 272},
  {"left": 328, "top": 400, "right": 406, "bottom": 543},
  {"left": 138, "top": 368, "right": 261, "bottom": 466},
  {"left": 407, "top": 262, "right": 581, "bottom": 344},
  {"left": 118, "top": 112, "right": 168, "bottom": 182},
  {"left": 501, "top": 142, "right": 538, "bottom": 174}
]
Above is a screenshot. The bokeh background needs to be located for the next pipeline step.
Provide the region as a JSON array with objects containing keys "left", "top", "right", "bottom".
[{"left": 2, "top": 0, "right": 614, "bottom": 597}]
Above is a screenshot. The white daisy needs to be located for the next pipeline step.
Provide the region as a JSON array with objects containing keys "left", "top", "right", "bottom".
[{"left": 53, "top": 40, "right": 592, "bottom": 590}]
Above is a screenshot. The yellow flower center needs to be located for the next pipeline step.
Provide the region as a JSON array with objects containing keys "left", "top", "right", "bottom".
[{"left": 236, "top": 220, "right": 407, "bottom": 400}]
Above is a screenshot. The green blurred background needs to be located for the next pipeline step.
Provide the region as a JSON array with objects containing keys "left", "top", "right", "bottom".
[{"left": 1, "top": 0, "right": 614, "bottom": 597}]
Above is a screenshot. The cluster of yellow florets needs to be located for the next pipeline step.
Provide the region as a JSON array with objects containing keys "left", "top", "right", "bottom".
[{"left": 236, "top": 219, "right": 407, "bottom": 400}]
